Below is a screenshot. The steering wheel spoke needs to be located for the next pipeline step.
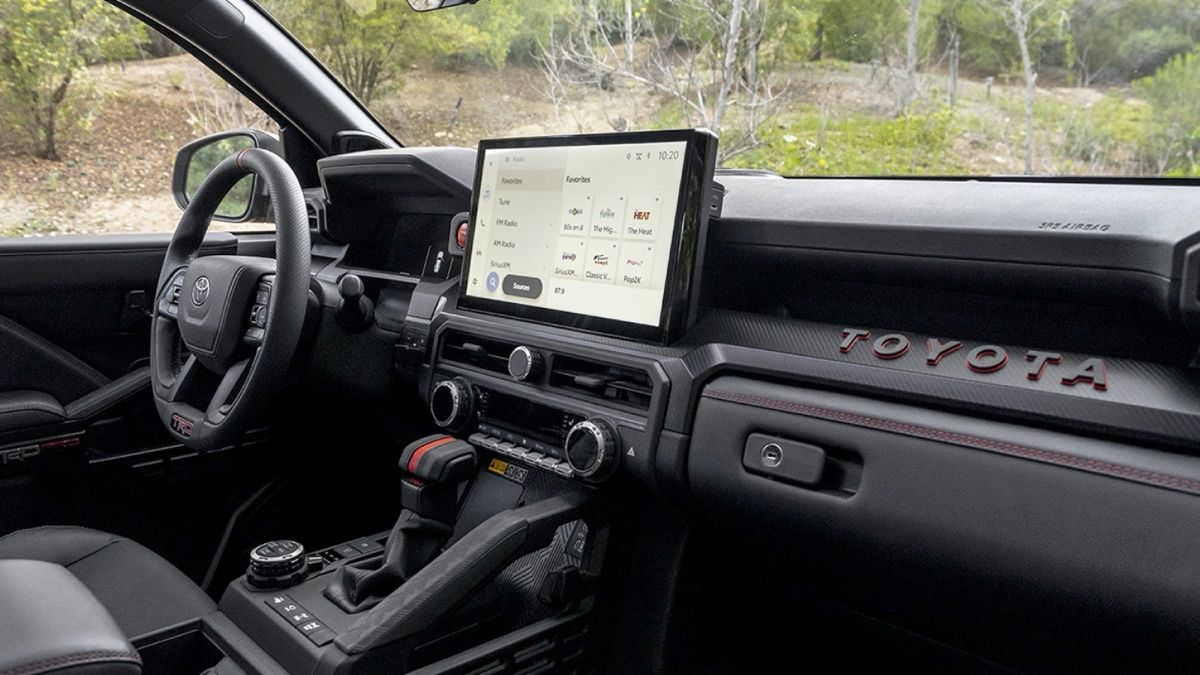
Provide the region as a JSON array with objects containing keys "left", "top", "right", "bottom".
[
  {"left": 163, "top": 354, "right": 201, "bottom": 404},
  {"left": 207, "top": 357, "right": 253, "bottom": 421}
]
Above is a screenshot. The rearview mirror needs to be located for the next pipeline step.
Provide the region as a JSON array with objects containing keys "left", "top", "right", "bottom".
[
  {"left": 171, "top": 129, "right": 280, "bottom": 222},
  {"left": 406, "top": 0, "right": 478, "bottom": 11}
]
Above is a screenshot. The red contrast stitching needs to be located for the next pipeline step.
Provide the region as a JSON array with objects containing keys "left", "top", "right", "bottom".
[
  {"left": 234, "top": 147, "right": 252, "bottom": 169},
  {"left": 704, "top": 389, "right": 1200, "bottom": 497}
]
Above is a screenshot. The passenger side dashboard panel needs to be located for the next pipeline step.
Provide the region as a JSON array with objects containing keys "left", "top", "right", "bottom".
[{"left": 689, "top": 375, "right": 1200, "bottom": 673}]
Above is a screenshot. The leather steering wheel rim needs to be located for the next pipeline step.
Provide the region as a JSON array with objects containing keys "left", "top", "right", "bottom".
[{"left": 150, "top": 148, "right": 310, "bottom": 450}]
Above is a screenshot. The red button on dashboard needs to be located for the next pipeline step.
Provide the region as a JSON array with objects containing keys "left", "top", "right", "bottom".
[{"left": 456, "top": 222, "right": 469, "bottom": 250}]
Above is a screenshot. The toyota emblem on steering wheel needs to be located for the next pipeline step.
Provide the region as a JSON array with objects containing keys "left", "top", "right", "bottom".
[{"left": 191, "top": 276, "right": 210, "bottom": 306}]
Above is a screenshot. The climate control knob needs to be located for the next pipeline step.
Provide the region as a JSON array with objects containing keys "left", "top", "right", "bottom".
[
  {"left": 507, "top": 346, "right": 543, "bottom": 382},
  {"left": 564, "top": 418, "right": 619, "bottom": 480},
  {"left": 430, "top": 378, "right": 473, "bottom": 429}
]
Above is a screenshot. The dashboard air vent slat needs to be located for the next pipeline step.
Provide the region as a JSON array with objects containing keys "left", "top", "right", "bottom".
[
  {"left": 440, "top": 331, "right": 517, "bottom": 376},
  {"left": 550, "top": 356, "right": 652, "bottom": 410}
]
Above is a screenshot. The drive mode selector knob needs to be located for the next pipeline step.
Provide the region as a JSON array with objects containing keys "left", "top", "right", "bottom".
[
  {"left": 564, "top": 418, "right": 619, "bottom": 479},
  {"left": 430, "top": 377, "right": 473, "bottom": 429},
  {"left": 507, "top": 346, "right": 543, "bottom": 382},
  {"left": 247, "top": 540, "right": 308, "bottom": 589}
]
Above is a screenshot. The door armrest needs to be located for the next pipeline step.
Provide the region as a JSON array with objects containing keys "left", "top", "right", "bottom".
[{"left": 65, "top": 367, "right": 150, "bottom": 421}]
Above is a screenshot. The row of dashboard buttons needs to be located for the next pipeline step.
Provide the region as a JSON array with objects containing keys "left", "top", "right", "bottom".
[
  {"left": 475, "top": 423, "right": 562, "bottom": 457},
  {"left": 316, "top": 537, "right": 383, "bottom": 565},
  {"left": 265, "top": 594, "right": 334, "bottom": 647},
  {"left": 469, "top": 432, "right": 575, "bottom": 478}
]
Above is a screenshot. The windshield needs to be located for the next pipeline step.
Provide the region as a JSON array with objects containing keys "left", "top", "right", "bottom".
[{"left": 262, "top": 0, "right": 1200, "bottom": 178}]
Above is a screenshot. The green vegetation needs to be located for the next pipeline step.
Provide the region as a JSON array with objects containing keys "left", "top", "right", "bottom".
[
  {"left": 262, "top": 0, "right": 532, "bottom": 104},
  {"left": 0, "top": 0, "right": 139, "bottom": 160},
  {"left": 732, "top": 106, "right": 964, "bottom": 175},
  {"left": 1132, "top": 51, "right": 1200, "bottom": 175},
  {"left": 3, "top": 0, "right": 1200, "bottom": 179}
]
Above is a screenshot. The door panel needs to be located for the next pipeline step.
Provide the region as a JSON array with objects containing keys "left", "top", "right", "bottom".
[
  {"left": 0, "top": 233, "right": 239, "bottom": 382},
  {"left": 0, "top": 231, "right": 278, "bottom": 578}
]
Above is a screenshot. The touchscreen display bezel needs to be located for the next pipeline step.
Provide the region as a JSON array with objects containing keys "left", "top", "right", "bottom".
[{"left": 456, "top": 128, "right": 717, "bottom": 344}]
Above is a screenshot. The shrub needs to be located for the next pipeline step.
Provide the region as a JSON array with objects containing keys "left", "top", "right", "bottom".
[
  {"left": 1131, "top": 50, "right": 1200, "bottom": 173},
  {"left": 0, "top": 0, "right": 139, "bottom": 160},
  {"left": 728, "top": 106, "right": 964, "bottom": 176}
]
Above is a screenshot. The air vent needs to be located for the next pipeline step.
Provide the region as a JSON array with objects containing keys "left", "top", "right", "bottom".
[
  {"left": 549, "top": 355, "right": 652, "bottom": 410},
  {"left": 440, "top": 331, "right": 517, "bottom": 376},
  {"left": 303, "top": 191, "right": 326, "bottom": 234}
]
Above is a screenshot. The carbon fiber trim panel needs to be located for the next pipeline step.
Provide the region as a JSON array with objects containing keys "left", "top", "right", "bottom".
[{"left": 678, "top": 310, "right": 1200, "bottom": 450}]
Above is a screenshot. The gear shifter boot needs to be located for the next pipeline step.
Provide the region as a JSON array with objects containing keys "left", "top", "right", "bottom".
[
  {"left": 324, "top": 435, "right": 477, "bottom": 613},
  {"left": 325, "top": 509, "right": 452, "bottom": 612}
]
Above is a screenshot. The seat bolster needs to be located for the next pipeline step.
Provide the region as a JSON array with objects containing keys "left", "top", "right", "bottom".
[
  {"left": 0, "top": 390, "right": 66, "bottom": 432},
  {"left": 0, "top": 559, "right": 141, "bottom": 675},
  {"left": 0, "top": 526, "right": 217, "bottom": 639},
  {"left": 0, "top": 526, "right": 121, "bottom": 567}
]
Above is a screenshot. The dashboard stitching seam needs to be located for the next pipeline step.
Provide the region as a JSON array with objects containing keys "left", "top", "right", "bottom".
[{"left": 705, "top": 389, "right": 1200, "bottom": 496}]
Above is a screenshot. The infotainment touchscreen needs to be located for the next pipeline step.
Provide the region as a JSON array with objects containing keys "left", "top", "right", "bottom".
[{"left": 458, "top": 129, "right": 718, "bottom": 343}]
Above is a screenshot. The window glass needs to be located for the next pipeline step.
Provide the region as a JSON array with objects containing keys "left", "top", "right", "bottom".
[
  {"left": 263, "top": 0, "right": 1200, "bottom": 178},
  {"left": 0, "top": 2, "right": 276, "bottom": 237}
]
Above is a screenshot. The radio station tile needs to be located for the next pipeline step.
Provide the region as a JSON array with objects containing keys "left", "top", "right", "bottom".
[
  {"left": 623, "top": 195, "right": 663, "bottom": 240},
  {"left": 561, "top": 195, "right": 590, "bottom": 236},
  {"left": 553, "top": 237, "right": 586, "bottom": 279},
  {"left": 617, "top": 241, "right": 655, "bottom": 289},
  {"left": 590, "top": 194, "right": 625, "bottom": 238},
  {"left": 584, "top": 239, "right": 619, "bottom": 284}
]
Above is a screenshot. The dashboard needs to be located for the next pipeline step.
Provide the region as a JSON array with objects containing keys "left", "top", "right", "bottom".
[
  {"left": 305, "top": 132, "right": 1200, "bottom": 482},
  {"left": 296, "top": 132, "right": 1200, "bottom": 672}
]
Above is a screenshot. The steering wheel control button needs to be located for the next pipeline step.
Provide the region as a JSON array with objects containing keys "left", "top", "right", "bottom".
[
  {"left": 507, "top": 345, "right": 544, "bottom": 381},
  {"left": 565, "top": 418, "right": 619, "bottom": 480},
  {"left": 247, "top": 540, "right": 309, "bottom": 589},
  {"left": 743, "top": 433, "right": 826, "bottom": 487},
  {"left": 429, "top": 378, "right": 473, "bottom": 429}
]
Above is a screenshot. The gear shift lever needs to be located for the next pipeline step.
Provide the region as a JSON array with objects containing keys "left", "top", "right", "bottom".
[{"left": 325, "top": 435, "right": 477, "bottom": 612}]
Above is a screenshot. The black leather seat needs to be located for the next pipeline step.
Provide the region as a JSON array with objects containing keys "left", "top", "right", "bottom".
[{"left": 0, "top": 526, "right": 216, "bottom": 639}]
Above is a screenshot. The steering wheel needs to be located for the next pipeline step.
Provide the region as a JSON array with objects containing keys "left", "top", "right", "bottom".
[{"left": 150, "top": 148, "right": 310, "bottom": 450}]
